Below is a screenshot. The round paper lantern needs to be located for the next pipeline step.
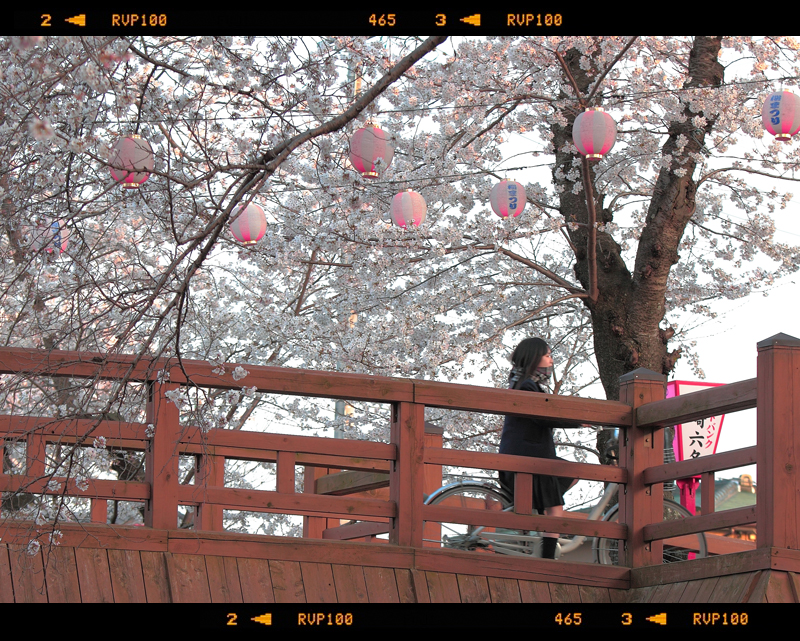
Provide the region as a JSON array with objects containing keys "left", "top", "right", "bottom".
[
  {"left": 572, "top": 108, "right": 617, "bottom": 160},
  {"left": 29, "top": 219, "right": 68, "bottom": 254},
  {"left": 349, "top": 125, "right": 394, "bottom": 179},
  {"left": 391, "top": 190, "right": 426, "bottom": 228},
  {"left": 230, "top": 203, "right": 266, "bottom": 245},
  {"left": 109, "top": 135, "right": 154, "bottom": 188},
  {"left": 762, "top": 91, "right": 800, "bottom": 142},
  {"left": 490, "top": 180, "right": 526, "bottom": 218}
]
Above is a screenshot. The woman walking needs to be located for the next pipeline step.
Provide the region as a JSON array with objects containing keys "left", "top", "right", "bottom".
[{"left": 499, "top": 337, "right": 577, "bottom": 559}]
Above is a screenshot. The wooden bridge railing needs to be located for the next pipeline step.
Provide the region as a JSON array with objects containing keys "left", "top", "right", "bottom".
[{"left": 0, "top": 333, "right": 797, "bottom": 571}]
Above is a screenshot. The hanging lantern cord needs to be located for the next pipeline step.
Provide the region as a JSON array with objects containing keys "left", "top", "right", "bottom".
[{"left": 580, "top": 155, "right": 599, "bottom": 304}]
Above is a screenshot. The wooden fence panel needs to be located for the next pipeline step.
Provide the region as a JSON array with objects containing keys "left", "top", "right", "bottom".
[
  {"left": 331, "top": 564, "right": 369, "bottom": 603},
  {"left": 300, "top": 562, "right": 337, "bottom": 603},
  {"left": 44, "top": 546, "right": 80, "bottom": 603},
  {"left": 456, "top": 573, "right": 491, "bottom": 603},
  {"left": 74, "top": 548, "right": 114, "bottom": 603},
  {"left": 204, "top": 555, "right": 243, "bottom": 603},
  {"left": 140, "top": 551, "right": 172, "bottom": 602},
  {"left": 487, "top": 576, "right": 522, "bottom": 603},
  {"left": 518, "top": 579, "right": 551, "bottom": 603},
  {"left": 0, "top": 545, "right": 14, "bottom": 603},
  {"left": 269, "top": 559, "right": 306, "bottom": 603},
  {"left": 423, "top": 570, "right": 459, "bottom": 603},
  {"left": 166, "top": 553, "right": 212, "bottom": 603},
  {"left": 395, "top": 568, "right": 427, "bottom": 603},
  {"left": 236, "top": 557, "right": 274, "bottom": 602},
  {"left": 362, "top": 566, "right": 400, "bottom": 603},
  {"left": 107, "top": 549, "right": 147, "bottom": 603}
]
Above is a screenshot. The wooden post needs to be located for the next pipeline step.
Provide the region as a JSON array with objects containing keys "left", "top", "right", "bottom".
[
  {"left": 756, "top": 333, "right": 800, "bottom": 550},
  {"left": 276, "top": 451, "right": 296, "bottom": 494},
  {"left": 195, "top": 451, "right": 224, "bottom": 531},
  {"left": 700, "top": 471, "right": 715, "bottom": 515},
  {"left": 144, "top": 382, "right": 180, "bottom": 530},
  {"left": 422, "top": 422, "right": 443, "bottom": 548},
  {"left": 90, "top": 499, "right": 107, "bottom": 523},
  {"left": 423, "top": 422, "right": 444, "bottom": 500},
  {"left": 302, "top": 465, "right": 341, "bottom": 538},
  {"left": 618, "top": 368, "right": 665, "bottom": 568},
  {"left": 26, "top": 433, "right": 46, "bottom": 479},
  {"left": 390, "top": 401, "right": 425, "bottom": 547}
]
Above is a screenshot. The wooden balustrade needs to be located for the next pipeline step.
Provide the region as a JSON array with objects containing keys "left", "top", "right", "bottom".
[{"left": 1, "top": 333, "right": 798, "bottom": 571}]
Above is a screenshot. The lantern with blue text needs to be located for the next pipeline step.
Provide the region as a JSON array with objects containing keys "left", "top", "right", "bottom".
[
  {"left": 230, "top": 203, "right": 266, "bottom": 245},
  {"left": 490, "top": 180, "right": 526, "bottom": 218},
  {"left": 30, "top": 219, "right": 68, "bottom": 255},
  {"left": 109, "top": 135, "right": 154, "bottom": 188},
  {"left": 349, "top": 125, "right": 394, "bottom": 179},
  {"left": 762, "top": 91, "right": 800, "bottom": 142},
  {"left": 572, "top": 108, "right": 617, "bottom": 160},
  {"left": 391, "top": 190, "right": 426, "bottom": 228}
]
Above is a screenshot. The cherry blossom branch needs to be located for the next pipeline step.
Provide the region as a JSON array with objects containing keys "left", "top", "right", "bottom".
[
  {"left": 586, "top": 36, "right": 639, "bottom": 105},
  {"left": 494, "top": 246, "right": 586, "bottom": 295},
  {"left": 494, "top": 293, "right": 588, "bottom": 334}
]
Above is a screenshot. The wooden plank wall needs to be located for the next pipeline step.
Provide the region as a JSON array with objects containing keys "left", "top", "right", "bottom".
[
  {"left": 0, "top": 542, "right": 622, "bottom": 603},
  {"left": 625, "top": 570, "right": 800, "bottom": 603},
  {"left": 3, "top": 540, "right": 797, "bottom": 603}
]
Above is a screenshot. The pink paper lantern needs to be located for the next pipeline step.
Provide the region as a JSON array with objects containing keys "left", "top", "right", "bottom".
[
  {"left": 762, "top": 91, "right": 800, "bottom": 142},
  {"left": 572, "top": 108, "right": 617, "bottom": 160},
  {"left": 391, "top": 190, "right": 426, "bottom": 228},
  {"left": 230, "top": 203, "right": 266, "bottom": 245},
  {"left": 349, "top": 125, "right": 394, "bottom": 179},
  {"left": 109, "top": 135, "right": 154, "bottom": 188},
  {"left": 490, "top": 180, "right": 526, "bottom": 218}
]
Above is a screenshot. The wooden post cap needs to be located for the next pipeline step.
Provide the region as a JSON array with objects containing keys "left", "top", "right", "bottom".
[
  {"left": 757, "top": 333, "right": 800, "bottom": 349},
  {"left": 618, "top": 368, "right": 666, "bottom": 383}
]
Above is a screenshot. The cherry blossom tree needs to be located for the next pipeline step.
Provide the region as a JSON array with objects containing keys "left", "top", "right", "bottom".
[{"left": 2, "top": 36, "right": 799, "bottom": 528}]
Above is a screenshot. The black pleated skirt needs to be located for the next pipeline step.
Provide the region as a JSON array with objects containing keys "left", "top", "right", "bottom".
[{"left": 499, "top": 460, "right": 573, "bottom": 511}]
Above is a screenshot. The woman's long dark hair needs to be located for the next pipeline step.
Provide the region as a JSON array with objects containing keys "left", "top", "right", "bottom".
[{"left": 509, "top": 337, "right": 550, "bottom": 390}]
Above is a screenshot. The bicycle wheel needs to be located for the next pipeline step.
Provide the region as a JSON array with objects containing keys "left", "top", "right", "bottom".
[
  {"left": 592, "top": 499, "right": 708, "bottom": 565},
  {"left": 423, "top": 482, "right": 520, "bottom": 553}
]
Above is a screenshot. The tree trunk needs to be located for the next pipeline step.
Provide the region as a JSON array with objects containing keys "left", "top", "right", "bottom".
[{"left": 551, "top": 37, "right": 724, "bottom": 402}]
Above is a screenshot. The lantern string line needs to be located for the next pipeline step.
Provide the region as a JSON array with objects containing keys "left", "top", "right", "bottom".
[{"left": 72, "top": 74, "right": 800, "bottom": 128}]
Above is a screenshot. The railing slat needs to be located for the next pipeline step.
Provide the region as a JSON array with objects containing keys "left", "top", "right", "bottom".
[
  {"left": 176, "top": 485, "right": 395, "bottom": 520},
  {"left": 642, "top": 446, "right": 757, "bottom": 485},
  {"left": 0, "top": 474, "right": 149, "bottom": 500},
  {"left": 425, "top": 447, "right": 627, "bottom": 484},
  {"left": 422, "top": 504, "right": 627, "bottom": 540},
  {"left": 414, "top": 380, "right": 633, "bottom": 426},
  {"left": 0, "top": 347, "right": 415, "bottom": 402},
  {"left": 636, "top": 378, "right": 757, "bottom": 428},
  {"left": 194, "top": 428, "right": 396, "bottom": 460},
  {"left": 643, "top": 506, "right": 757, "bottom": 541}
]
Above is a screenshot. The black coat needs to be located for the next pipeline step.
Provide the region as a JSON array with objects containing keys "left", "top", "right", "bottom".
[{"left": 498, "top": 378, "right": 574, "bottom": 508}]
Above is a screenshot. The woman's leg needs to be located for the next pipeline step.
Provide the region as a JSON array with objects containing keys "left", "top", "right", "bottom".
[{"left": 541, "top": 505, "right": 563, "bottom": 558}]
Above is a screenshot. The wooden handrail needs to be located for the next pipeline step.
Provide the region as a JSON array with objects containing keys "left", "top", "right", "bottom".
[
  {"left": 424, "top": 447, "right": 627, "bottom": 484},
  {"left": 644, "top": 507, "right": 757, "bottom": 542},
  {"left": 642, "top": 446, "right": 757, "bottom": 484},
  {"left": 2, "top": 336, "right": 798, "bottom": 570},
  {"left": 636, "top": 378, "right": 757, "bottom": 428},
  {"left": 0, "top": 347, "right": 632, "bottom": 424}
]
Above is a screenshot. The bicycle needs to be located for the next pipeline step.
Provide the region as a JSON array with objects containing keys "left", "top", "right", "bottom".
[{"left": 423, "top": 480, "right": 708, "bottom": 564}]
